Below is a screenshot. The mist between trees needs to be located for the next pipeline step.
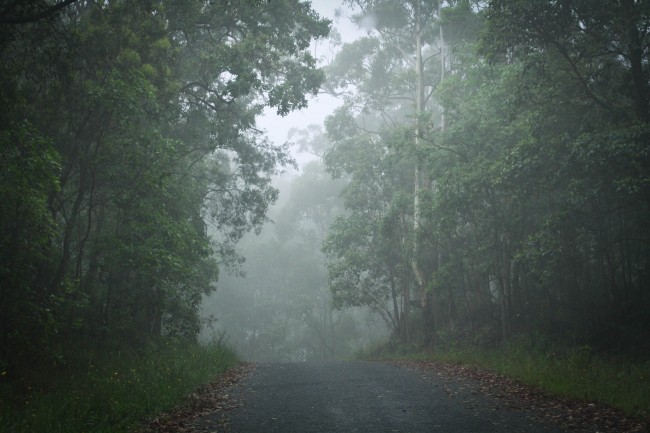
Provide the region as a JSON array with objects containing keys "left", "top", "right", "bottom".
[
  {"left": 312, "top": 0, "right": 650, "bottom": 355},
  {"left": 204, "top": 0, "right": 650, "bottom": 361},
  {"left": 1, "top": 0, "right": 650, "bottom": 372},
  {"left": 200, "top": 162, "right": 390, "bottom": 361}
]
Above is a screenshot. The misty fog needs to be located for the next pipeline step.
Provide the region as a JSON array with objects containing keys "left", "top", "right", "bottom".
[
  {"left": 2, "top": 0, "right": 649, "bottom": 429},
  {"left": 201, "top": 161, "right": 390, "bottom": 361},
  {"left": 197, "top": 0, "right": 650, "bottom": 360}
]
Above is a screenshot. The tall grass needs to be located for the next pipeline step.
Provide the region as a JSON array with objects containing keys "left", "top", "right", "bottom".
[{"left": 0, "top": 339, "right": 239, "bottom": 433}]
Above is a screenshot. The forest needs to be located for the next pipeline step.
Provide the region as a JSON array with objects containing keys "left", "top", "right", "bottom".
[
  {"left": 0, "top": 0, "right": 649, "bottom": 429},
  {"left": 0, "top": 0, "right": 329, "bottom": 370},
  {"left": 206, "top": 0, "right": 650, "bottom": 362}
]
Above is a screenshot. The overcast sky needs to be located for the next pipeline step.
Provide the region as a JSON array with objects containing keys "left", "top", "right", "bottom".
[{"left": 256, "top": 0, "right": 363, "bottom": 169}]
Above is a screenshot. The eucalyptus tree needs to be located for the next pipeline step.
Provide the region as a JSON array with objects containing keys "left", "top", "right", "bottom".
[
  {"left": 323, "top": 0, "right": 433, "bottom": 342},
  {"left": 323, "top": 1, "right": 482, "bottom": 342}
]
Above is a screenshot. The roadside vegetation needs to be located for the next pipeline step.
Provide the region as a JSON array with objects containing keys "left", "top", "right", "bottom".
[
  {"left": 0, "top": 339, "right": 238, "bottom": 433},
  {"left": 0, "top": 0, "right": 328, "bottom": 384},
  {"left": 358, "top": 339, "right": 650, "bottom": 421},
  {"left": 317, "top": 2, "right": 650, "bottom": 424},
  {"left": 0, "top": 1, "right": 326, "bottom": 432}
]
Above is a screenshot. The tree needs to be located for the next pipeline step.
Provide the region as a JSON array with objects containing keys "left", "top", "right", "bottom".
[
  {"left": 0, "top": 122, "right": 62, "bottom": 365},
  {"left": 476, "top": 0, "right": 650, "bottom": 349},
  {"left": 203, "top": 157, "right": 384, "bottom": 361},
  {"left": 404, "top": 0, "right": 650, "bottom": 348},
  {"left": 323, "top": 0, "right": 482, "bottom": 343},
  {"left": 0, "top": 0, "right": 330, "bottom": 368},
  {"left": 483, "top": 0, "right": 650, "bottom": 124},
  {"left": 323, "top": 122, "right": 416, "bottom": 340},
  {"left": 323, "top": 0, "right": 650, "bottom": 352}
]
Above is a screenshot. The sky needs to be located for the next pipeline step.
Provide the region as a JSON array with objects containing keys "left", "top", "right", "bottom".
[{"left": 256, "top": 0, "right": 364, "bottom": 169}]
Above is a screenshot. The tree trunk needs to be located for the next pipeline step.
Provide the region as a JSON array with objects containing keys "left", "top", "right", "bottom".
[
  {"left": 389, "top": 269, "right": 402, "bottom": 340},
  {"left": 411, "top": 0, "right": 427, "bottom": 306}
]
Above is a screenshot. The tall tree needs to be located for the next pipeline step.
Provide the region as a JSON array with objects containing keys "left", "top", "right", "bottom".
[
  {"left": 0, "top": 0, "right": 330, "bottom": 368},
  {"left": 477, "top": 0, "right": 650, "bottom": 348},
  {"left": 323, "top": 0, "right": 481, "bottom": 342}
]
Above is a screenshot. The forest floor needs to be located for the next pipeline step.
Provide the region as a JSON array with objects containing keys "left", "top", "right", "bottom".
[{"left": 135, "top": 360, "right": 648, "bottom": 433}]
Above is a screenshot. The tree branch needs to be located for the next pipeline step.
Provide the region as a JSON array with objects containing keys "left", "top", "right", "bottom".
[{"left": 0, "top": 0, "right": 78, "bottom": 24}]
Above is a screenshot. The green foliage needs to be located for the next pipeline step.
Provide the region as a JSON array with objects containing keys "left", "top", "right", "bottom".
[
  {"left": 0, "top": 122, "right": 63, "bottom": 366},
  {"left": 322, "top": 0, "right": 458, "bottom": 343},
  {"left": 0, "top": 340, "right": 238, "bottom": 433},
  {"left": 0, "top": 0, "right": 330, "bottom": 370},
  {"left": 421, "top": 0, "right": 650, "bottom": 348},
  {"left": 323, "top": 120, "right": 415, "bottom": 335},
  {"left": 322, "top": 0, "right": 650, "bottom": 356}
]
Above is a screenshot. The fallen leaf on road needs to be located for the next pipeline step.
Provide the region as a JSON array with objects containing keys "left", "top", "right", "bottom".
[
  {"left": 389, "top": 360, "right": 648, "bottom": 433},
  {"left": 134, "top": 363, "right": 255, "bottom": 433}
]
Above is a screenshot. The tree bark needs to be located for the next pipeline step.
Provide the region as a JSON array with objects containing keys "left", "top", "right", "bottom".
[{"left": 412, "top": 0, "right": 427, "bottom": 305}]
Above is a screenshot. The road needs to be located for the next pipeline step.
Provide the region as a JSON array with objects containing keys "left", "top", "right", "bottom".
[{"left": 221, "top": 361, "right": 561, "bottom": 433}]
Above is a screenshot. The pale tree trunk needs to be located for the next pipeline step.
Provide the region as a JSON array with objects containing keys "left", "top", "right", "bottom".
[
  {"left": 412, "top": 0, "right": 449, "bottom": 346},
  {"left": 438, "top": 0, "right": 448, "bottom": 332},
  {"left": 439, "top": 0, "right": 446, "bottom": 132},
  {"left": 411, "top": 0, "right": 426, "bottom": 302},
  {"left": 412, "top": 0, "right": 437, "bottom": 345},
  {"left": 400, "top": 213, "right": 410, "bottom": 341}
]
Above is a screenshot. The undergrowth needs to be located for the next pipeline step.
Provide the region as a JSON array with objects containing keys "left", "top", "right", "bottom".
[
  {"left": 359, "top": 339, "right": 650, "bottom": 420},
  {"left": 0, "top": 338, "right": 239, "bottom": 433}
]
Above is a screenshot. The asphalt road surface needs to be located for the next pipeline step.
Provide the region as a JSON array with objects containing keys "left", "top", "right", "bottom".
[{"left": 224, "top": 361, "right": 562, "bottom": 433}]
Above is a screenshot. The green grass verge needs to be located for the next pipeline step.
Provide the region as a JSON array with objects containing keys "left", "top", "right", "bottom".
[
  {"left": 360, "top": 342, "right": 650, "bottom": 420},
  {"left": 0, "top": 339, "right": 239, "bottom": 433}
]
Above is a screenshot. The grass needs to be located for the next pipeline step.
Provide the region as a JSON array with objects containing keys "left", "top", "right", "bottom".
[
  {"left": 359, "top": 340, "right": 650, "bottom": 420},
  {"left": 0, "top": 338, "right": 239, "bottom": 433}
]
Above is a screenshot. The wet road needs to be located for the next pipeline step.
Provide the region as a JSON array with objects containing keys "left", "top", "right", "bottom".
[{"left": 225, "top": 361, "right": 561, "bottom": 433}]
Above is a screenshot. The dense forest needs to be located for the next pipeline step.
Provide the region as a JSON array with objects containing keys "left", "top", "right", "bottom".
[
  {"left": 0, "top": 0, "right": 329, "bottom": 371},
  {"left": 2, "top": 0, "right": 650, "bottom": 375},
  {"left": 201, "top": 0, "right": 650, "bottom": 362},
  {"left": 317, "top": 0, "right": 650, "bottom": 355}
]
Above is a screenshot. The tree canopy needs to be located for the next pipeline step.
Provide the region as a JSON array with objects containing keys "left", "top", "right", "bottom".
[
  {"left": 0, "top": 0, "right": 329, "bottom": 369},
  {"left": 319, "top": 0, "right": 650, "bottom": 354},
  {"left": 3, "top": 0, "right": 650, "bottom": 371}
]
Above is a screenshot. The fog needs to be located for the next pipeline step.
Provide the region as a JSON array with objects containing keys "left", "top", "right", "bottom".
[
  {"left": 3, "top": 1, "right": 649, "bottom": 430},
  {"left": 201, "top": 0, "right": 650, "bottom": 359},
  {"left": 201, "top": 160, "right": 390, "bottom": 361}
]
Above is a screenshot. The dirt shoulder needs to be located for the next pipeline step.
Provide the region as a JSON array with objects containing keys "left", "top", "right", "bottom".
[
  {"left": 388, "top": 359, "right": 648, "bottom": 433},
  {"left": 135, "top": 363, "right": 256, "bottom": 433},
  {"left": 135, "top": 359, "right": 647, "bottom": 433}
]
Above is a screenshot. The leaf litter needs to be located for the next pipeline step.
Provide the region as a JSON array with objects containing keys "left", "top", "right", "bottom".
[
  {"left": 389, "top": 360, "right": 648, "bottom": 433},
  {"left": 134, "top": 360, "right": 648, "bottom": 433},
  {"left": 134, "top": 362, "right": 255, "bottom": 433}
]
